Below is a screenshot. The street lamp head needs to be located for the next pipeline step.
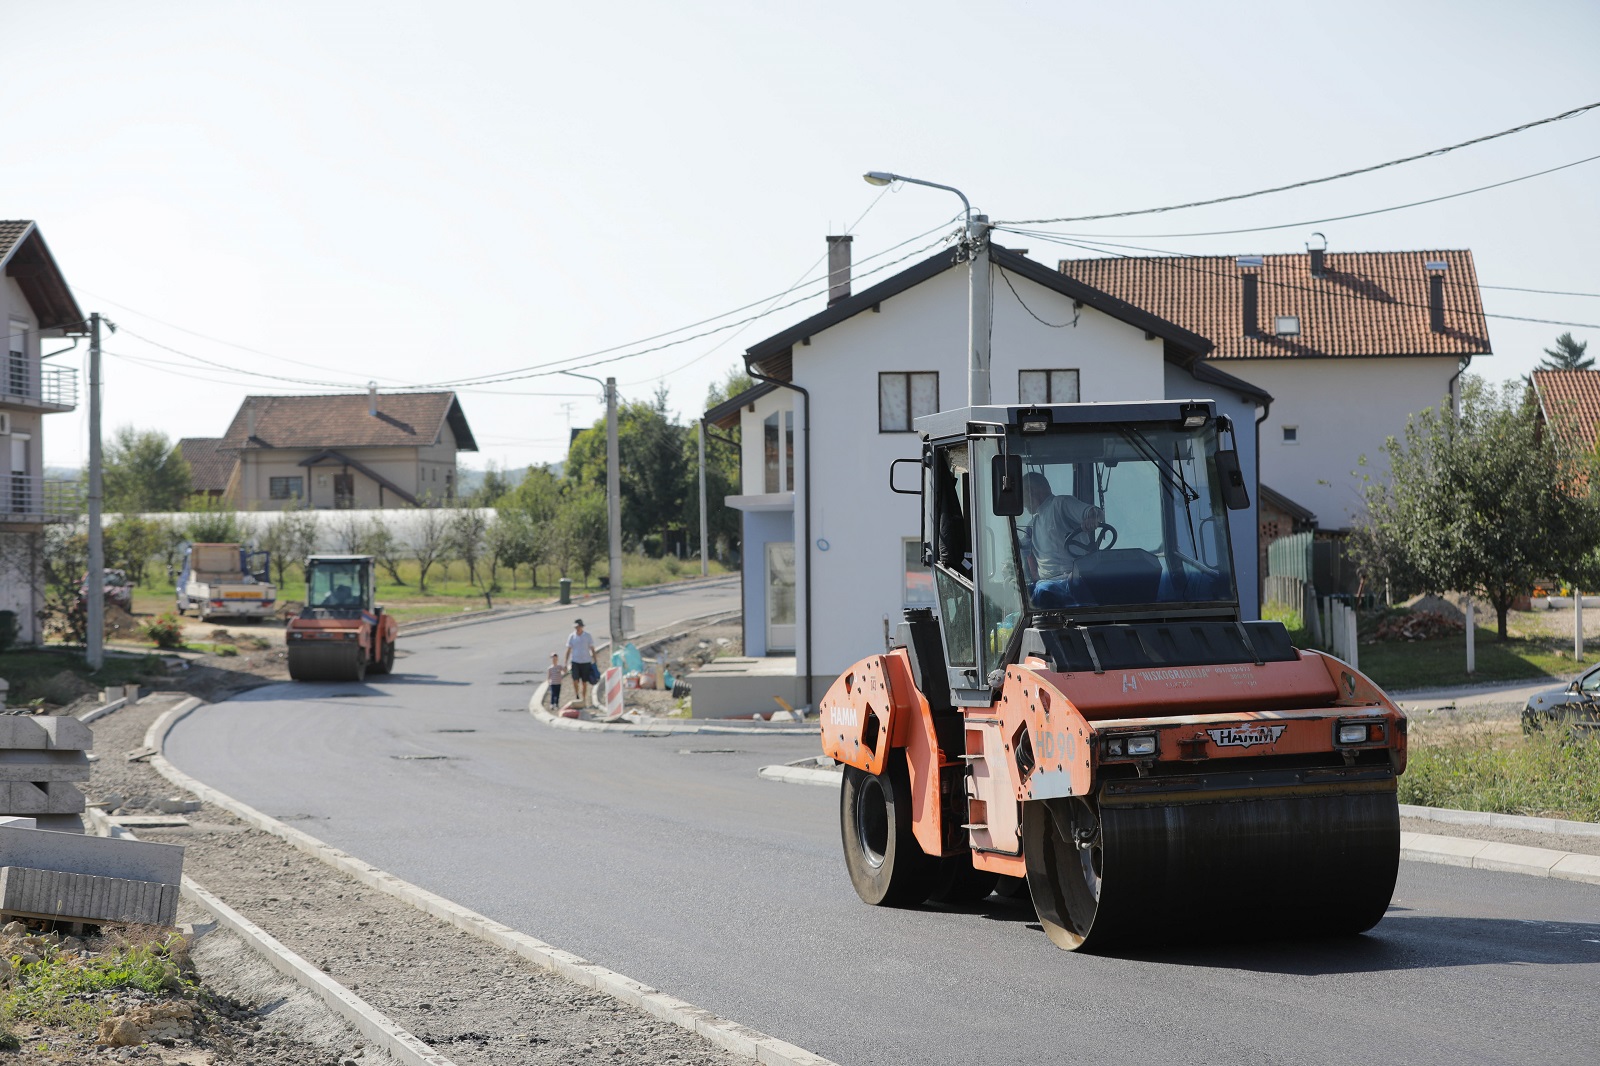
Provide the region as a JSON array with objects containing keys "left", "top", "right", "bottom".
[{"left": 862, "top": 171, "right": 896, "bottom": 187}]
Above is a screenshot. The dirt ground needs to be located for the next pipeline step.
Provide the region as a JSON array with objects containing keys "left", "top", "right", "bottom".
[{"left": 82, "top": 694, "right": 742, "bottom": 1066}]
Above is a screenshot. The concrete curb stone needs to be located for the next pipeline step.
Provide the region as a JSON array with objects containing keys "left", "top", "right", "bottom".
[
  {"left": 147, "top": 697, "right": 842, "bottom": 1066},
  {"left": 1398, "top": 802, "right": 1600, "bottom": 839}
]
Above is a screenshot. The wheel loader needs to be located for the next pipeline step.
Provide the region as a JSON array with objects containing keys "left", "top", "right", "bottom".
[
  {"left": 285, "top": 555, "right": 398, "bottom": 682},
  {"left": 821, "top": 399, "right": 1407, "bottom": 951}
]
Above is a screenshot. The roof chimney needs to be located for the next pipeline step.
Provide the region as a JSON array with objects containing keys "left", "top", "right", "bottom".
[
  {"left": 827, "top": 235, "right": 853, "bottom": 306},
  {"left": 246, "top": 400, "right": 256, "bottom": 441},
  {"left": 1237, "top": 256, "right": 1263, "bottom": 336},
  {"left": 1426, "top": 261, "right": 1449, "bottom": 333},
  {"left": 368, "top": 381, "right": 378, "bottom": 416},
  {"left": 1308, "top": 232, "right": 1327, "bottom": 278}
]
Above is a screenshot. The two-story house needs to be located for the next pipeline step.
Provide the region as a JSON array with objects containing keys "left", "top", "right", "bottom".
[
  {"left": 705, "top": 239, "right": 1273, "bottom": 711},
  {"left": 181, "top": 388, "right": 478, "bottom": 510},
  {"left": 0, "top": 221, "right": 85, "bottom": 645}
]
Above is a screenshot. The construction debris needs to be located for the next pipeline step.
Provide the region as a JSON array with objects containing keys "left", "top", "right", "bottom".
[
  {"left": 1375, "top": 610, "right": 1466, "bottom": 642},
  {"left": 0, "top": 713, "right": 94, "bottom": 832}
]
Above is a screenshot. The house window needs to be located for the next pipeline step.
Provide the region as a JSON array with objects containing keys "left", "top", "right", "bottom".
[
  {"left": 1282, "top": 426, "right": 1299, "bottom": 444},
  {"left": 763, "top": 410, "right": 795, "bottom": 493},
  {"left": 879, "top": 372, "right": 939, "bottom": 433},
  {"left": 7, "top": 323, "right": 25, "bottom": 398},
  {"left": 1018, "top": 369, "right": 1080, "bottom": 404},
  {"left": 1275, "top": 316, "right": 1301, "bottom": 336},
  {"left": 903, "top": 537, "right": 934, "bottom": 606},
  {"left": 269, "top": 476, "right": 303, "bottom": 500}
]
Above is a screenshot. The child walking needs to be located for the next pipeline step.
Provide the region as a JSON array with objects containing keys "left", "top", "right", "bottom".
[{"left": 546, "top": 653, "right": 565, "bottom": 709}]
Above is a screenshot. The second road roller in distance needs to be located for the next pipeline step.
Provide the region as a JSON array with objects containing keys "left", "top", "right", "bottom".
[
  {"left": 286, "top": 554, "right": 398, "bottom": 682},
  {"left": 820, "top": 398, "right": 1407, "bottom": 951}
]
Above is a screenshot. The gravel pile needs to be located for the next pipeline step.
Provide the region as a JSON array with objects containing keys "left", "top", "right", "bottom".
[{"left": 85, "top": 694, "right": 742, "bottom": 1066}]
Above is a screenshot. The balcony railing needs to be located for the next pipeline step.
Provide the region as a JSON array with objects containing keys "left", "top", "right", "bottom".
[
  {"left": 2, "top": 359, "right": 78, "bottom": 410},
  {"left": 0, "top": 476, "right": 82, "bottom": 521}
]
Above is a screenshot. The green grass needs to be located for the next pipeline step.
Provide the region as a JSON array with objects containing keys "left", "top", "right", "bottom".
[
  {"left": 1401, "top": 728, "right": 1600, "bottom": 821},
  {"left": 0, "top": 649, "right": 167, "bottom": 707},
  {"left": 1353, "top": 627, "right": 1574, "bottom": 691},
  {"left": 1, "top": 934, "right": 194, "bottom": 1044}
]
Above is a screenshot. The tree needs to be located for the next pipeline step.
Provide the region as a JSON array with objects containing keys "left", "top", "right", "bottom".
[
  {"left": 484, "top": 511, "right": 530, "bottom": 592},
  {"left": 38, "top": 526, "right": 89, "bottom": 645},
  {"left": 559, "top": 487, "right": 609, "bottom": 586},
  {"left": 370, "top": 519, "right": 408, "bottom": 587},
  {"left": 447, "top": 505, "right": 490, "bottom": 587},
  {"left": 1537, "top": 331, "right": 1593, "bottom": 372},
  {"left": 499, "top": 465, "right": 562, "bottom": 587},
  {"left": 104, "top": 427, "right": 192, "bottom": 513},
  {"left": 258, "top": 506, "right": 319, "bottom": 586},
  {"left": 568, "top": 387, "right": 690, "bottom": 553},
  {"left": 411, "top": 502, "right": 450, "bottom": 592},
  {"left": 183, "top": 497, "right": 245, "bottom": 543},
  {"left": 1362, "top": 375, "right": 1600, "bottom": 638},
  {"left": 105, "top": 515, "right": 165, "bottom": 586}
]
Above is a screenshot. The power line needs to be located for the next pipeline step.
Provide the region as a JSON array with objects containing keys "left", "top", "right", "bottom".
[
  {"left": 1001, "top": 228, "right": 1600, "bottom": 332},
  {"left": 1004, "top": 151, "right": 1600, "bottom": 241},
  {"left": 1480, "top": 284, "right": 1600, "bottom": 299},
  {"left": 999, "top": 99, "right": 1600, "bottom": 226}
]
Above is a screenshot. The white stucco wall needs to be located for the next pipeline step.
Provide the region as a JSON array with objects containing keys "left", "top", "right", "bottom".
[
  {"left": 1217, "top": 356, "right": 1462, "bottom": 529},
  {"left": 789, "top": 262, "right": 1204, "bottom": 681}
]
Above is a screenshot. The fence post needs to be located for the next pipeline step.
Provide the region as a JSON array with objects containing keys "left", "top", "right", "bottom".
[
  {"left": 1305, "top": 584, "right": 1321, "bottom": 647},
  {"left": 1348, "top": 605, "right": 1359, "bottom": 670},
  {"left": 1577, "top": 588, "right": 1585, "bottom": 663},
  {"left": 1465, "top": 598, "right": 1475, "bottom": 675}
]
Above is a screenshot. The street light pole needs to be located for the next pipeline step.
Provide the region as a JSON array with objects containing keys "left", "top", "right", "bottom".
[
  {"left": 563, "top": 371, "right": 625, "bottom": 655},
  {"left": 697, "top": 419, "right": 709, "bottom": 577},
  {"left": 863, "top": 172, "right": 989, "bottom": 404}
]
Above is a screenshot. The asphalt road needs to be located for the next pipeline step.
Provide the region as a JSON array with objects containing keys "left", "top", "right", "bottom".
[{"left": 167, "top": 582, "right": 1600, "bottom": 1066}]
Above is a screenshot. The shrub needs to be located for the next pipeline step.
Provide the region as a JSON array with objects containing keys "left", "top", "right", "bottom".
[{"left": 142, "top": 612, "right": 185, "bottom": 649}]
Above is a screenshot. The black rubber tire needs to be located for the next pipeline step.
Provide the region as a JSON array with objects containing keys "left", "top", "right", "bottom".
[
  {"left": 1023, "top": 797, "right": 1105, "bottom": 951},
  {"left": 993, "top": 874, "right": 1030, "bottom": 899},
  {"left": 841, "top": 759, "right": 938, "bottom": 907},
  {"left": 370, "top": 638, "right": 395, "bottom": 675},
  {"left": 927, "top": 854, "right": 999, "bottom": 905}
]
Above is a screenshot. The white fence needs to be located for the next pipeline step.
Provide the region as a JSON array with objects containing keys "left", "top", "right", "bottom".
[{"left": 1263, "top": 574, "right": 1361, "bottom": 668}]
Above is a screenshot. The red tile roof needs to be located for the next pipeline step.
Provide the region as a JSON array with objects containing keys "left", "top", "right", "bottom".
[
  {"left": 219, "top": 392, "right": 477, "bottom": 452},
  {"left": 1532, "top": 370, "right": 1600, "bottom": 452},
  {"left": 1057, "top": 250, "right": 1491, "bottom": 360},
  {"left": 178, "top": 437, "right": 236, "bottom": 493}
]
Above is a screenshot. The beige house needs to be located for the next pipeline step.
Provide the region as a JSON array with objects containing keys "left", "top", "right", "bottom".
[
  {"left": 182, "top": 389, "right": 477, "bottom": 510},
  {"left": 0, "top": 221, "right": 86, "bottom": 644}
]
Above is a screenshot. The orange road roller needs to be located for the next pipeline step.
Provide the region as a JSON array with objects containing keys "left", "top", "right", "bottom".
[
  {"left": 821, "top": 399, "right": 1407, "bottom": 951},
  {"left": 285, "top": 554, "right": 398, "bottom": 682}
]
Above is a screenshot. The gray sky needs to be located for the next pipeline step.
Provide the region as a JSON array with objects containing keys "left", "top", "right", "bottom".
[{"left": 10, "top": 0, "right": 1599, "bottom": 471}]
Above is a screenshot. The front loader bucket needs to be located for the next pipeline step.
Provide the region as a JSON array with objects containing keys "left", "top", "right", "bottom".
[
  {"left": 1024, "top": 779, "right": 1400, "bottom": 952},
  {"left": 286, "top": 641, "right": 368, "bottom": 682}
]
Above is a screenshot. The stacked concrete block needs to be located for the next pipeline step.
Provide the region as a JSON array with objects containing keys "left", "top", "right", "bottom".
[
  {"left": 0, "top": 824, "right": 183, "bottom": 927},
  {"left": 0, "top": 715, "right": 92, "bottom": 833}
]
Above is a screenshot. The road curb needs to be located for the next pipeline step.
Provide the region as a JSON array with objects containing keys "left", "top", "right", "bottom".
[
  {"left": 757, "top": 763, "right": 841, "bottom": 787},
  {"left": 77, "top": 695, "right": 131, "bottom": 725},
  {"left": 148, "top": 698, "right": 842, "bottom": 1066},
  {"left": 86, "top": 795, "right": 456, "bottom": 1066},
  {"left": 1399, "top": 802, "right": 1600, "bottom": 839},
  {"left": 1401, "top": 830, "right": 1600, "bottom": 885}
]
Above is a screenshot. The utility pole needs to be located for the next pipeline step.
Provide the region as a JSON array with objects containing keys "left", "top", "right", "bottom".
[
  {"left": 967, "top": 214, "right": 992, "bottom": 406},
  {"left": 605, "top": 377, "right": 623, "bottom": 652},
  {"left": 697, "top": 420, "right": 709, "bottom": 577},
  {"left": 86, "top": 312, "right": 108, "bottom": 670}
]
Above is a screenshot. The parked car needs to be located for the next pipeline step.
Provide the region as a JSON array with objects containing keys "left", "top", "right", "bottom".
[
  {"left": 1522, "top": 666, "right": 1600, "bottom": 734},
  {"left": 79, "top": 568, "right": 133, "bottom": 612}
]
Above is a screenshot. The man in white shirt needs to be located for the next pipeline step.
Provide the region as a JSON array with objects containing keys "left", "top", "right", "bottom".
[
  {"left": 564, "top": 618, "right": 598, "bottom": 706},
  {"left": 1018, "top": 472, "right": 1104, "bottom": 581}
]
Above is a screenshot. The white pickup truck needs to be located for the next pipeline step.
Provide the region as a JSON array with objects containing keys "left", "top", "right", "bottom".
[{"left": 176, "top": 542, "right": 277, "bottom": 622}]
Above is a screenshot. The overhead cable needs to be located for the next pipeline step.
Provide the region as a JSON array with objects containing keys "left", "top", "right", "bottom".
[{"left": 999, "top": 99, "right": 1600, "bottom": 225}]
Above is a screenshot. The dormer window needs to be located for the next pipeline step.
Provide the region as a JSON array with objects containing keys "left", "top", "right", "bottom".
[{"left": 1275, "top": 315, "right": 1301, "bottom": 336}]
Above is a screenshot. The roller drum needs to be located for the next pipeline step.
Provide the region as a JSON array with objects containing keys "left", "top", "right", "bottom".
[
  {"left": 1025, "top": 784, "right": 1400, "bottom": 952},
  {"left": 286, "top": 640, "right": 368, "bottom": 682}
]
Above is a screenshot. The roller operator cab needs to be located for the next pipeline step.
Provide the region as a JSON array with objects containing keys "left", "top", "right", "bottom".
[
  {"left": 821, "top": 399, "right": 1408, "bottom": 952},
  {"left": 284, "top": 555, "right": 398, "bottom": 682}
]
